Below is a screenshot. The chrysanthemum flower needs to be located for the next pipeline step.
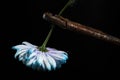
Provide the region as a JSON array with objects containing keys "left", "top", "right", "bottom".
[{"left": 12, "top": 41, "right": 68, "bottom": 71}]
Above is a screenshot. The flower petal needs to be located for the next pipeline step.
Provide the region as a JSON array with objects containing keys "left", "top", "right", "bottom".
[
  {"left": 18, "top": 51, "right": 27, "bottom": 60},
  {"left": 48, "top": 51, "right": 68, "bottom": 60},
  {"left": 28, "top": 52, "right": 37, "bottom": 59},
  {"left": 26, "top": 57, "right": 36, "bottom": 66},
  {"left": 46, "top": 53, "right": 56, "bottom": 69},
  {"left": 14, "top": 49, "right": 27, "bottom": 58},
  {"left": 37, "top": 52, "right": 45, "bottom": 69},
  {"left": 22, "top": 41, "right": 37, "bottom": 48},
  {"left": 12, "top": 45, "right": 29, "bottom": 50},
  {"left": 18, "top": 56, "right": 24, "bottom": 61},
  {"left": 47, "top": 47, "right": 56, "bottom": 51},
  {"left": 42, "top": 53, "right": 51, "bottom": 71}
]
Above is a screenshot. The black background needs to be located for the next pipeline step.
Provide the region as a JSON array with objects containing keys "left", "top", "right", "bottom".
[{"left": 1, "top": 0, "right": 120, "bottom": 79}]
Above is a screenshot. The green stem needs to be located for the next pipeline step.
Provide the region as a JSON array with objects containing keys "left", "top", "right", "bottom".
[
  {"left": 39, "top": 25, "right": 54, "bottom": 52},
  {"left": 40, "top": 0, "right": 72, "bottom": 52},
  {"left": 58, "top": 0, "right": 72, "bottom": 15}
]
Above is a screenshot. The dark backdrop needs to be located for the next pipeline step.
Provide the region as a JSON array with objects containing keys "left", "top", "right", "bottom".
[{"left": 1, "top": 0, "right": 120, "bottom": 79}]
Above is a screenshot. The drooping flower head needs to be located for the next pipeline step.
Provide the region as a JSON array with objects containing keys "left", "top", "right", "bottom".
[{"left": 12, "top": 41, "right": 68, "bottom": 71}]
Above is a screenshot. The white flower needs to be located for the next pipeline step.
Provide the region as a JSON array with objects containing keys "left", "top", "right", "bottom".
[{"left": 12, "top": 41, "right": 68, "bottom": 71}]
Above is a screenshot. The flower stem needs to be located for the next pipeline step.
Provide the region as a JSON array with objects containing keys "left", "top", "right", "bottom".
[
  {"left": 58, "top": 0, "right": 72, "bottom": 15},
  {"left": 40, "top": 0, "right": 73, "bottom": 52},
  {"left": 39, "top": 25, "right": 54, "bottom": 52}
]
